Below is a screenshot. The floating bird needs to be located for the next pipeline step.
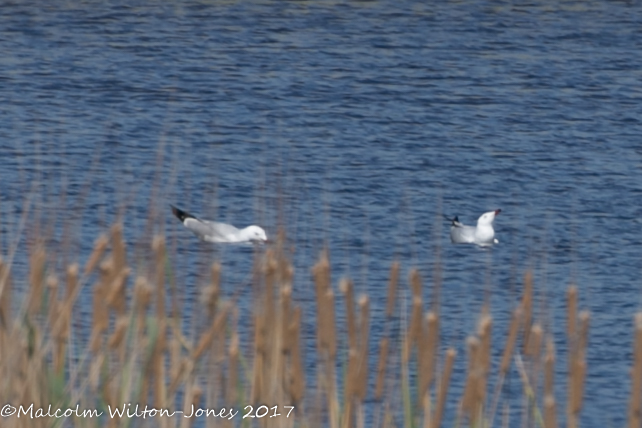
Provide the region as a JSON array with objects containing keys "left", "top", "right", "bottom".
[
  {"left": 171, "top": 205, "right": 268, "bottom": 243},
  {"left": 445, "top": 209, "right": 501, "bottom": 247}
]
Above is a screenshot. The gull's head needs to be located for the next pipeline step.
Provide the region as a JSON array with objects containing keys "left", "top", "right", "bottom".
[
  {"left": 477, "top": 209, "right": 501, "bottom": 226},
  {"left": 245, "top": 225, "right": 268, "bottom": 243}
]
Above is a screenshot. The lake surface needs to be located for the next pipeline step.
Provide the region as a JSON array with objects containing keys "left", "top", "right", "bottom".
[{"left": 1, "top": 1, "right": 641, "bottom": 426}]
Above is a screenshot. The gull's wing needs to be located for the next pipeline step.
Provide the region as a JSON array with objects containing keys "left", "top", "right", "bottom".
[
  {"left": 171, "top": 205, "right": 241, "bottom": 243},
  {"left": 450, "top": 223, "right": 476, "bottom": 244},
  {"left": 183, "top": 218, "right": 240, "bottom": 242}
]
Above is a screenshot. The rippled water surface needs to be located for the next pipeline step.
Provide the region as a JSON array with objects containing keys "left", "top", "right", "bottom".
[{"left": 1, "top": 1, "right": 642, "bottom": 426}]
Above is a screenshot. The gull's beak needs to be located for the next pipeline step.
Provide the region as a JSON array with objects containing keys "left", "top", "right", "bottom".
[{"left": 494, "top": 209, "right": 502, "bottom": 216}]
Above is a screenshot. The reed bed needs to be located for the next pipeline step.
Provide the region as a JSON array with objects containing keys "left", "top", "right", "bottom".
[{"left": 0, "top": 222, "right": 640, "bottom": 428}]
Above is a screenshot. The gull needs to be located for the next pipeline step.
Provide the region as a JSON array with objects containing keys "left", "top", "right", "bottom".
[
  {"left": 171, "top": 205, "right": 268, "bottom": 243},
  {"left": 445, "top": 209, "right": 501, "bottom": 247}
]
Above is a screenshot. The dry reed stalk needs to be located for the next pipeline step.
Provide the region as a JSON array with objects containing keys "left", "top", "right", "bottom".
[
  {"left": 89, "top": 352, "right": 104, "bottom": 392},
  {"left": 340, "top": 278, "right": 357, "bottom": 351},
  {"left": 65, "top": 263, "right": 79, "bottom": 302},
  {"left": 527, "top": 323, "right": 543, "bottom": 359},
  {"left": 264, "top": 250, "right": 277, "bottom": 341},
  {"left": 253, "top": 312, "right": 266, "bottom": 404},
  {"left": 50, "top": 264, "right": 80, "bottom": 374},
  {"left": 406, "top": 296, "right": 423, "bottom": 363},
  {"left": 312, "top": 250, "right": 331, "bottom": 353},
  {"left": 193, "top": 304, "right": 229, "bottom": 360},
  {"left": 46, "top": 275, "right": 59, "bottom": 331},
  {"left": 311, "top": 250, "right": 338, "bottom": 428},
  {"left": 544, "top": 396, "right": 558, "bottom": 428},
  {"left": 108, "top": 315, "right": 129, "bottom": 361},
  {"left": 89, "top": 285, "right": 107, "bottom": 353},
  {"left": 133, "top": 276, "right": 153, "bottom": 334},
  {"left": 281, "top": 285, "right": 293, "bottom": 353},
  {"left": 417, "top": 312, "right": 439, "bottom": 408},
  {"left": 111, "top": 223, "right": 126, "bottom": 274},
  {"left": 106, "top": 267, "right": 130, "bottom": 315},
  {"left": 461, "top": 336, "right": 480, "bottom": 421},
  {"left": 522, "top": 271, "right": 533, "bottom": 352},
  {"left": 500, "top": 307, "right": 521, "bottom": 375},
  {"left": 386, "top": 261, "right": 400, "bottom": 318},
  {"left": 0, "top": 258, "right": 11, "bottom": 331},
  {"left": 227, "top": 330, "right": 239, "bottom": 405},
  {"left": 356, "top": 295, "right": 370, "bottom": 401},
  {"left": 572, "top": 312, "right": 590, "bottom": 414},
  {"left": 288, "top": 307, "right": 305, "bottom": 404},
  {"left": 544, "top": 339, "right": 558, "bottom": 428},
  {"left": 28, "top": 243, "right": 46, "bottom": 316},
  {"left": 544, "top": 339, "right": 555, "bottom": 397},
  {"left": 324, "top": 289, "right": 340, "bottom": 428},
  {"left": 83, "top": 234, "right": 109, "bottom": 275},
  {"left": 433, "top": 348, "right": 456, "bottom": 428},
  {"left": 168, "top": 336, "right": 183, "bottom": 396},
  {"left": 566, "top": 289, "right": 588, "bottom": 428},
  {"left": 488, "top": 308, "right": 521, "bottom": 427},
  {"left": 629, "top": 313, "right": 642, "bottom": 428},
  {"left": 152, "top": 236, "right": 167, "bottom": 408},
  {"left": 374, "top": 338, "right": 389, "bottom": 400},
  {"left": 202, "top": 262, "right": 221, "bottom": 318},
  {"left": 343, "top": 349, "right": 359, "bottom": 428},
  {"left": 323, "top": 288, "right": 338, "bottom": 359},
  {"left": 90, "top": 257, "right": 113, "bottom": 352},
  {"left": 410, "top": 268, "right": 422, "bottom": 300},
  {"left": 181, "top": 383, "right": 203, "bottom": 428},
  {"left": 475, "top": 315, "right": 492, "bottom": 421},
  {"left": 577, "top": 310, "right": 590, "bottom": 357},
  {"left": 567, "top": 286, "right": 578, "bottom": 344}
]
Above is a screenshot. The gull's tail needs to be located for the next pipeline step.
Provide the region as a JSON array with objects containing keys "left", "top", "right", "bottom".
[
  {"left": 171, "top": 205, "right": 195, "bottom": 223},
  {"left": 443, "top": 214, "right": 460, "bottom": 226}
]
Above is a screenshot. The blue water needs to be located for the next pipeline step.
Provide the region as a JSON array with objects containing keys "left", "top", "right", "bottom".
[{"left": 1, "top": 1, "right": 642, "bottom": 426}]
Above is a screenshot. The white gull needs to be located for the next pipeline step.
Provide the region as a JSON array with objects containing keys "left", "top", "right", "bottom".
[
  {"left": 445, "top": 209, "right": 501, "bottom": 247},
  {"left": 171, "top": 205, "right": 268, "bottom": 243}
]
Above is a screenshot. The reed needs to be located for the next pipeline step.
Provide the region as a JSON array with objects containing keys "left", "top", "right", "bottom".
[{"left": 0, "top": 217, "right": 638, "bottom": 428}]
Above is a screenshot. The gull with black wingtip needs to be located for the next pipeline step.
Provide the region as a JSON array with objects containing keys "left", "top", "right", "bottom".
[
  {"left": 171, "top": 205, "right": 268, "bottom": 244},
  {"left": 444, "top": 209, "right": 501, "bottom": 247}
]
